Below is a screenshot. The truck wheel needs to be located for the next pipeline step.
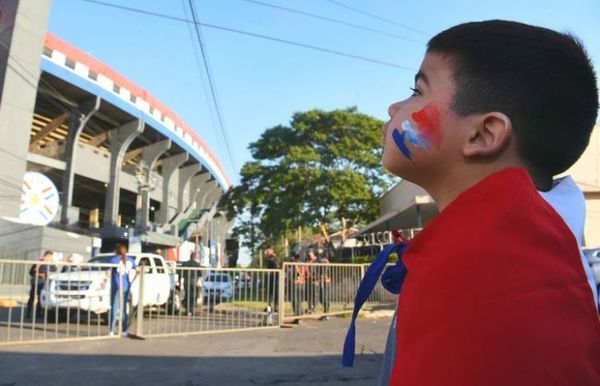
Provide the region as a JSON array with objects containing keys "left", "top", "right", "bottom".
[{"left": 99, "top": 311, "right": 109, "bottom": 325}]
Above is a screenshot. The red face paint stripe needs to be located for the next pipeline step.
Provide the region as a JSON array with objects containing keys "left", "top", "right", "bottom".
[{"left": 411, "top": 104, "right": 442, "bottom": 148}]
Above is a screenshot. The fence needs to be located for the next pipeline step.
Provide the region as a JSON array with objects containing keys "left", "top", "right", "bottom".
[
  {"left": 0, "top": 259, "right": 123, "bottom": 345},
  {"left": 282, "top": 262, "right": 397, "bottom": 322},
  {"left": 0, "top": 259, "right": 397, "bottom": 345},
  {"left": 131, "top": 267, "right": 282, "bottom": 338}
]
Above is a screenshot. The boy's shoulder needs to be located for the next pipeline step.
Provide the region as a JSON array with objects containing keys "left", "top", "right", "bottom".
[{"left": 405, "top": 168, "right": 578, "bottom": 263}]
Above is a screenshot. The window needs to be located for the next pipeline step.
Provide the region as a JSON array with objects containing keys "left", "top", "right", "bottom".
[
  {"left": 152, "top": 257, "right": 165, "bottom": 274},
  {"left": 88, "top": 70, "right": 97, "bottom": 81},
  {"left": 130, "top": 94, "right": 137, "bottom": 104},
  {"left": 113, "top": 84, "right": 120, "bottom": 94},
  {"left": 139, "top": 257, "right": 153, "bottom": 274},
  {"left": 42, "top": 47, "right": 52, "bottom": 57},
  {"left": 65, "top": 58, "right": 75, "bottom": 69},
  {"left": 88, "top": 256, "right": 112, "bottom": 271}
]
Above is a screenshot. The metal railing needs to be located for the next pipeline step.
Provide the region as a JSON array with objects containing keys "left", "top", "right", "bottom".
[
  {"left": 0, "top": 259, "right": 123, "bottom": 345},
  {"left": 282, "top": 262, "right": 397, "bottom": 322},
  {"left": 0, "top": 258, "right": 397, "bottom": 344},
  {"left": 131, "top": 267, "right": 282, "bottom": 338},
  {"left": 364, "top": 264, "right": 399, "bottom": 305}
]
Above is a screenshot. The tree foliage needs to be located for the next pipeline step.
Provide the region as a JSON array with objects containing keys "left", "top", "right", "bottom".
[{"left": 221, "top": 107, "right": 390, "bottom": 257}]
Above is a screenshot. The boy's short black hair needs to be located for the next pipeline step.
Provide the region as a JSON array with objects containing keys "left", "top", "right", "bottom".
[{"left": 427, "top": 20, "right": 598, "bottom": 178}]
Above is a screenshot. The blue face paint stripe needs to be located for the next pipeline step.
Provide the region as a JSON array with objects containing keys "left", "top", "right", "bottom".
[{"left": 392, "top": 128, "right": 412, "bottom": 160}]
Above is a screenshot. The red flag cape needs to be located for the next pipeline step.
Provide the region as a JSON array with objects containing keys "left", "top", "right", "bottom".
[{"left": 390, "top": 168, "right": 600, "bottom": 386}]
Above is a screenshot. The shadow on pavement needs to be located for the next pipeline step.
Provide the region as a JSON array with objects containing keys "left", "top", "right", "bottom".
[{"left": 0, "top": 351, "right": 382, "bottom": 386}]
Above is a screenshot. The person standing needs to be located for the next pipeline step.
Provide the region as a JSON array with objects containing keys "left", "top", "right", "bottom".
[
  {"left": 306, "top": 249, "right": 319, "bottom": 313},
  {"left": 106, "top": 244, "right": 137, "bottom": 336},
  {"left": 287, "top": 252, "right": 306, "bottom": 316},
  {"left": 26, "top": 250, "right": 55, "bottom": 319},
  {"left": 183, "top": 252, "right": 201, "bottom": 316},
  {"left": 317, "top": 253, "right": 332, "bottom": 315},
  {"left": 265, "top": 248, "right": 280, "bottom": 311}
]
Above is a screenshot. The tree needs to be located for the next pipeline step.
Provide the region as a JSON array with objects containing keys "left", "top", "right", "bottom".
[{"left": 221, "top": 107, "right": 391, "bottom": 262}]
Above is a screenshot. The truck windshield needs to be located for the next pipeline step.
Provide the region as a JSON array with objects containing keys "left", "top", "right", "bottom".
[{"left": 81, "top": 256, "right": 115, "bottom": 271}]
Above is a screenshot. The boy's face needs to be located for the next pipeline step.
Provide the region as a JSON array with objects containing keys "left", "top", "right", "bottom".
[{"left": 382, "top": 53, "right": 468, "bottom": 182}]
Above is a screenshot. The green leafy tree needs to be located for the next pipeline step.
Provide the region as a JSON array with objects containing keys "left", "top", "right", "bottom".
[{"left": 221, "top": 107, "right": 390, "bottom": 263}]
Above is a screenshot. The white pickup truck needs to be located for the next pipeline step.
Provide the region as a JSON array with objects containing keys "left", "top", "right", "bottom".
[{"left": 40, "top": 253, "right": 182, "bottom": 317}]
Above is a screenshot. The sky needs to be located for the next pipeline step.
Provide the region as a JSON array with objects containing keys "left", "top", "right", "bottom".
[
  {"left": 48, "top": 0, "right": 600, "bottom": 184},
  {"left": 47, "top": 0, "right": 600, "bottom": 265}
]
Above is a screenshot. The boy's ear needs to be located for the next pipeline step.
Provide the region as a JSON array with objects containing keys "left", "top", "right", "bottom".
[{"left": 463, "top": 112, "right": 512, "bottom": 158}]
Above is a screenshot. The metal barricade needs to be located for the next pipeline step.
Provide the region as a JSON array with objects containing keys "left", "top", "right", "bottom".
[
  {"left": 0, "top": 259, "right": 123, "bottom": 345},
  {"left": 365, "top": 264, "right": 399, "bottom": 305},
  {"left": 131, "top": 267, "right": 282, "bottom": 338},
  {"left": 1, "top": 258, "right": 396, "bottom": 344},
  {"left": 282, "top": 262, "right": 397, "bottom": 322}
]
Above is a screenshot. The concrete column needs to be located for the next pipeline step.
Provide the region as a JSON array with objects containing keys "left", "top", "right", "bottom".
[
  {"left": 218, "top": 215, "right": 235, "bottom": 266},
  {"left": 189, "top": 172, "right": 211, "bottom": 206},
  {"left": 168, "top": 170, "right": 209, "bottom": 226},
  {"left": 61, "top": 97, "right": 101, "bottom": 224},
  {"left": 0, "top": 0, "right": 51, "bottom": 218},
  {"left": 216, "top": 213, "right": 234, "bottom": 243},
  {"left": 138, "top": 139, "right": 171, "bottom": 231},
  {"left": 103, "top": 119, "right": 144, "bottom": 227},
  {"left": 157, "top": 152, "right": 188, "bottom": 224},
  {"left": 177, "top": 163, "right": 202, "bottom": 213},
  {"left": 198, "top": 181, "right": 222, "bottom": 210}
]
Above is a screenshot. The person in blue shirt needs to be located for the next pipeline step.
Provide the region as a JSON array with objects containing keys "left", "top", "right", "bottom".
[{"left": 105, "top": 244, "right": 137, "bottom": 336}]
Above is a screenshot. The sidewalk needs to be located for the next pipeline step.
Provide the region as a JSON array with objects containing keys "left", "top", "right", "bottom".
[{"left": 0, "top": 316, "right": 392, "bottom": 386}]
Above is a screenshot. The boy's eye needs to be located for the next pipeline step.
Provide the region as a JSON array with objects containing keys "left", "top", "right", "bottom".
[{"left": 410, "top": 87, "right": 421, "bottom": 97}]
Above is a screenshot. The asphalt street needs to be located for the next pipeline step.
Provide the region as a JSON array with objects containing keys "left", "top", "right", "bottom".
[{"left": 0, "top": 316, "right": 392, "bottom": 386}]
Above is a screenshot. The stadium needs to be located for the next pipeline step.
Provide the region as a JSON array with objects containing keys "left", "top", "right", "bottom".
[{"left": 0, "top": 4, "right": 234, "bottom": 263}]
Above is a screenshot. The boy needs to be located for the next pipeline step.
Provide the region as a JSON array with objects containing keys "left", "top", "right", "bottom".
[{"left": 350, "top": 20, "right": 600, "bottom": 385}]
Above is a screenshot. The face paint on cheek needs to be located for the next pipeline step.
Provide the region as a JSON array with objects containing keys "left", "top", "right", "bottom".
[
  {"left": 390, "top": 103, "right": 442, "bottom": 161},
  {"left": 392, "top": 129, "right": 413, "bottom": 160},
  {"left": 391, "top": 120, "right": 429, "bottom": 161},
  {"left": 401, "top": 120, "right": 428, "bottom": 147},
  {"left": 411, "top": 103, "right": 442, "bottom": 148}
]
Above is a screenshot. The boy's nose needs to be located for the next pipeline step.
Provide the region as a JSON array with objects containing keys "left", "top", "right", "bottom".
[{"left": 388, "top": 101, "right": 401, "bottom": 118}]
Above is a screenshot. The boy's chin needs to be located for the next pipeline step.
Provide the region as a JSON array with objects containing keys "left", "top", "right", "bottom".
[
  {"left": 382, "top": 152, "right": 419, "bottom": 179},
  {"left": 382, "top": 157, "right": 415, "bottom": 179}
]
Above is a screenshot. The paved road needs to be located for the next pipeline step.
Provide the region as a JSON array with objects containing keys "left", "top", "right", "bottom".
[
  {"left": 0, "top": 307, "right": 273, "bottom": 343},
  {"left": 0, "top": 316, "right": 391, "bottom": 386}
]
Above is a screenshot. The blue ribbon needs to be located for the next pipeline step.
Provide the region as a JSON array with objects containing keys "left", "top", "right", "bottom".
[{"left": 342, "top": 243, "right": 408, "bottom": 367}]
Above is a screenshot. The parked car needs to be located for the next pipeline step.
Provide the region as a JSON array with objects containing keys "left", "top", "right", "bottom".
[
  {"left": 234, "top": 273, "right": 253, "bottom": 290},
  {"left": 40, "top": 253, "right": 182, "bottom": 317},
  {"left": 202, "top": 272, "right": 234, "bottom": 308}
]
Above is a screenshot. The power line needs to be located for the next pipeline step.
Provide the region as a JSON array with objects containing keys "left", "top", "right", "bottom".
[
  {"left": 180, "top": 0, "right": 229, "bottom": 170},
  {"left": 237, "top": 0, "right": 424, "bottom": 45},
  {"left": 187, "top": 0, "right": 238, "bottom": 179},
  {"left": 77, "top": 0, "right": 417, "bottom": 72},
  {"left": 325, "top": 0, "right": 430, "bottom": 37}
]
